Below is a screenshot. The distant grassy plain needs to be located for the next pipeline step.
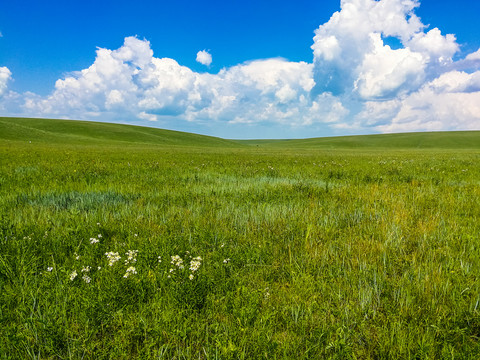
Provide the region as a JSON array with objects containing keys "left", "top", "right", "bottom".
[{"left": 1, "top": 117, "right": 480, "bottom": 359}]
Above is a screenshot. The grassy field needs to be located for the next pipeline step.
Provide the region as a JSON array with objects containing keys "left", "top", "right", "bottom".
[{"left": 1, "top": 117, "right": 480, "bottom": 359}]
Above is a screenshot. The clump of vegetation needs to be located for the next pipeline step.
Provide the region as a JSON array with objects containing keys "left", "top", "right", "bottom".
[{"left": 1, "top": 118, "right": 480, "bottom": 358}]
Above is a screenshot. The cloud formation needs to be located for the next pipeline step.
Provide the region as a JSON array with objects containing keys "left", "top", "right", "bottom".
[
  {"left": 196, "top": 50, "right": 212, "bottom": 66},
  {"left": 3, "top": 0, "right": 480, "bottom": 137},
  {"left": 0, "top": 66, "right": 11, "bottom": 97}
]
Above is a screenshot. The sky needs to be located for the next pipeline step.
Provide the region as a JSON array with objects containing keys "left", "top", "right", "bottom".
[{"left": 1, "top": 0, "right": 480, "bottom": 139}]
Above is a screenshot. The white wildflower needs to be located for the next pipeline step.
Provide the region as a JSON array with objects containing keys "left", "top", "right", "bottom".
[
  {"left": 46, "top": 267, "right": 53, "bottom": 272},
  {"left": 171, "top": 255, "right": 184, "bottom": 269},
  {"left": 69, "top": 270, "right": 77, "bottom": 281},
  {"left": 90, "top": 237, "right": 100, "bottom": 244},
  {"left": 98, "top": 234, "right": 102, "bottom": 238},
  {"left": 223, "top": 258, "right": 231, "bottom": 264},
  {"left": 123, "top": 266, "right": 137, "bottom": 278},
  {"left": 82, "top": 274, "right": 91, "bottom": 283},
  {"left": 157, "top": 256, "right": 162, "bottom": 263},
  {"left": 189, "top": 274, "right": 194, "bottom": 280},
  {"left": 105, "top": 251, "right": 121, "bottom": 266},
  {"left": 75, "top": 253, "right": 80, "bottom": 260},
  {"left": 264, "top": 288, "right": 270, "bottom": 299},
  {"left": 189, "top": 256, "right": 202, "bottom": 272},
  {"left": 81, "top": 266, "right": 91, "bottom": 273},
  {"left": 125, "top": 250, "right": 138, "bottom": 265}
]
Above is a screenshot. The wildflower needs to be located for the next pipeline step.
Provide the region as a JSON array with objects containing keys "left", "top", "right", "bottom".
[
  {"left": 169, "top": 268, "right": 175, "bottom": 273},
  {"left": 123, "top": 266, "right": 137, "bottom": 278},
  {"left": 105, "top": 251, "right": 121, "bottom": 266},
  {"left": 46, "top": 267, "right": 53, "bottom": 272},
  {"left": 75, "top": 253, "right": 80, "bottom": 260},
  {"left": 98, "top": 234, "right": 102, "bottom": 238},
  {"left": 90, "top": 237, "right": 100, "bottom": 244},
  {"left": 264, "top": 288, "right": 270, "bottom": 299},
  {"left": 189, "top": 274, "right": 194, "bottom": 280},
  {"left": 69, "top": 270, "right": 77, "bottom": 281},
  {"left": 223, "top": 258, "right": 231, "bottom": 264},
  {"left": 220, "top": 243, "right": 225, "bottom": 248},
  {"left": 97, "top": 266, "right": 102, "bottom": 270},
  {"left": 171, "top": 255, "right": 184, "bottom": 269},
  {"left": 189, "top": 256, "right": 202, "bottom": 272},
  {"left": 157, "top": 256, "right": 162, "bottom": 263},
  {"left": 82, "top": 275, "right": 91, "bottom": 283},
  {"left": 81, "top": 266, "right": 91, "bottom": 273},
  {"left": 125, "top": 250, "right": 138, "bottom": 265}
]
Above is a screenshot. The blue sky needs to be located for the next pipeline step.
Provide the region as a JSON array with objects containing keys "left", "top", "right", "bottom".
[{"left": 1, "top": 0, "right": 480, "bottom": 139}]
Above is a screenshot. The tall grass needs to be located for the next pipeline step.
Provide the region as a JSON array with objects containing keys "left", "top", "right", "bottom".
[{"left": 1, "top": 139, "right": 480, "bottom": 358}]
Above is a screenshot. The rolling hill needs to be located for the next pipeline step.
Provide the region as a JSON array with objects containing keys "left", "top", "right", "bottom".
[
  {"left": 1, "top": 117, "right": 479, "bottom": 149},
  {"left": 0, "top": 117, "right": 238, "bottom": 147}
]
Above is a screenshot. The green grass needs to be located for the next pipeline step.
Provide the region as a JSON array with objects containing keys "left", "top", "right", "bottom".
[
  {"left": 1, "top": 117, "right": 480, "bottom": 359},
  {"left": 238, "top": 131, "right": 480, "bottom": 149},
  {"left": 0, "top": 117, "right": 239, "bottom": 147}
]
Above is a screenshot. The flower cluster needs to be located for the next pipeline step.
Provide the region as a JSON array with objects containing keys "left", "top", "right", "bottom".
[
  {"left": 123, "top": 266, "right": 137, "bottom": 278},
  {"left": 189, "top": 257, "right": 202, "bottom": 272},
  {"left": 69, "top": 270, "right": 77, "bottom": 281},
  {"left": 168, "top": 254, "right": 203, "bottom": 280},
  {"left": 69, "top": 265, "right": 93, "bottom": 283},
  {"left": 125, "top": 250, "right": 138, "bottom": 265},
  {"left": 105, "top": 251, "right": 121, "bottom": 266},
  {"left": 170, "top": 255, "right": 184, "bottom": 269}
]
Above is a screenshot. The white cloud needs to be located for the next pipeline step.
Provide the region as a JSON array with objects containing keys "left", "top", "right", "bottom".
[
  {"left": 0, "top": 66, "right": 12, "bottom": 96},
  {"left": 407, "top": 28, "right": 458, "bottom": 65},
  {"left": 465, "top": 48, "right": 480, "bottom": 61},
  {"left": 196, "top": 50, "right": 212, "bottom": 66},
  {"left": 360, "top": 70, "right": 480, "bottom": 133},
  {"left": 22, "top": 38, "right": 331, "bottom": 128},
  {"left": 354, "top": 33, "right": 425, "bottom": 99},
  {"left": 311, "top": 0, "right": 460, "bottom": 100}
]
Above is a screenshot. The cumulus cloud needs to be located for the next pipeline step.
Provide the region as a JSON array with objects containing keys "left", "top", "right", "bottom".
[
  {"left": 309, "top": 0, "right": 480, "bottom": 134},
  {"left": 311, "top": 0, "right": 462, "bottom": 101},
  {"left": 0, "top": 66, "right": 12, "bottom": 97},
  {"left": 5, "top": 0, "right": 480, "bottom": 137},
  {"left": 23, "top": 37, "right": 330, "bottom": 128},
  {"left": 196, "top": 50, "right": 212, "bottom": 66},
  {"left": 466, "top": 48, "right": 480, "bottom": 61}
]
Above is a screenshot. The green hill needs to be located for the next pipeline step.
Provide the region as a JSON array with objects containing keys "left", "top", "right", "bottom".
[
  {"left": 238, "top": 131, "right": 480, "bottom": 149},
  {"left": 0, "top": 117, "right": 239, "bottom": 147},
  {"left": 1, "top": 117, "right": 479, "bottom": 149}
]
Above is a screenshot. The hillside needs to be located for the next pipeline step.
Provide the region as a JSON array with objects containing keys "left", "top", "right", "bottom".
[
  {"left": 1, "top": 117, "right": 479, "bottom": 149},
  {"left": 0, "top": 117, "right": 239, "bottom": 147},
  {"left": 238, "top": 131, "right": 480, "bottom": 149}
]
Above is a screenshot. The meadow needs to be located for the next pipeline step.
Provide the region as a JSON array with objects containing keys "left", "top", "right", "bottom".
[{"left": 1, "top": 117, "right": 480, "bottom": 359}]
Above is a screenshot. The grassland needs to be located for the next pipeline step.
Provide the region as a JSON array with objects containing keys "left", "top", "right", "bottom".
[{"left": 1, "top": 117, "right": 480, "bottom": 359}]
